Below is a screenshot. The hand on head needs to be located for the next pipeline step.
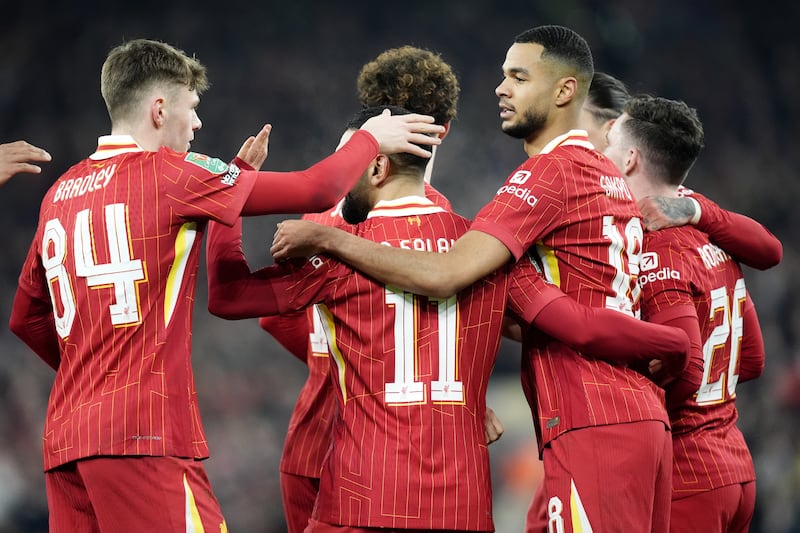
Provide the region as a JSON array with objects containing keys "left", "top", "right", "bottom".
[{"left": 360, "top": 109, "right": 443, "bottom": 158}]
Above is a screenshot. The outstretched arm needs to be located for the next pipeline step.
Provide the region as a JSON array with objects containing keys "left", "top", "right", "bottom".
[
  {"left": 271, "top": 221, "right": 512, "bottom": 298},
  {"left": 206, "top": 218, "right": 295, "bottom": 319},
  {"left": 530, "top": 296, "right": 691, "bottom": 373},
  {"left": 241, "top": 112, "right": 443, "bottom": 216},
  {"left": 638, "top": 193, "right": 782, "bottom": 270},
  {"left": 506, "top": 259, "right": 691, "bottom": 371}
]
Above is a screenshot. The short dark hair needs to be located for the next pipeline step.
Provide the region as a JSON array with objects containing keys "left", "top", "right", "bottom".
[
  {"left": 357, "top": 46, "right": 460, "bottom": 126},
  {"left": 622, "top": 95, "right": 705, "bottom": 185},
  {"left": 101, "top": 39, "right": 208, "bottom": 124},
  {"left": 586, "top": 72, "right": 630, "bottom": 125},
  {"left": 514, "top": 25, "right": 594, "bottom": 92},
  {"left": 346, "top": 105, "right": 431, "bottom": 174}
]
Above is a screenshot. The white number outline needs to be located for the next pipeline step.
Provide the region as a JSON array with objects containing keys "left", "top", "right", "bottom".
[
  {"left": 384, "top": 287, "right": 463, "bottom": 405},
  {"left": 695, "top": 278, "right": 746, "bottom": 405},
  {"left": 43, "top": 203, "right": 146, "bottom": 339},
  {"left": 603, "top": 215, "right": 643, "bottom": 316}
]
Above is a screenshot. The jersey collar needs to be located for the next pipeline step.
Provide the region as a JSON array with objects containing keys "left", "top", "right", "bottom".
[
  {"left": 366, "top": 196, "right": 446, "bottom": 219},
  {"left": 89, "top": 135, "right": 146, "bottom": 160},
  {"left": 539, "top": 129, "right": 595, "bottom": 154}
]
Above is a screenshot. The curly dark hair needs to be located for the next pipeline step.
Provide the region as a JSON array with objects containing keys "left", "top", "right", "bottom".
[{"left": 357, "top": 46, "right": 460, "bottom": 126}]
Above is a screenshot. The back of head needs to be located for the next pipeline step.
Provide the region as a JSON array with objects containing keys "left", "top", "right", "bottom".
[
  {"left": 514, "top": 25, "right": 594, "bottom": 98},
  {"left": 346, "top": 105, "right": 431, "bottom": 175},
  {"left": 622, "top": 95, "right": 705, "bottom": 185},
  {"left": 586, "top": 72, "right": 630, "bottom": 125},
  {"left": 101, "top": 38, "right": 208, "bottom": 125},
  {"left": 357, "top": 46, "right": 460, "bottom": 126}
]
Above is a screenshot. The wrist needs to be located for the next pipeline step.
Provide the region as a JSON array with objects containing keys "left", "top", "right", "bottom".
[{"left": 687, "top": 197, "right": 702, "bottom": 225}]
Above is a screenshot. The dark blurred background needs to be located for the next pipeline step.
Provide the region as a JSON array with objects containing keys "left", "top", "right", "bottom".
[{"left": 1, "top": 1, "right": 797, "bottom": 531}]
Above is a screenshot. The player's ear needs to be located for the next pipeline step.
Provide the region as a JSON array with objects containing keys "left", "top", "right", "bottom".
[
  {"left": 624, "top": 147, "right": 639, "bottom": 174},
  {"left": 371, "top": 154, "right": 390, "bottom": 186},
  {"left": 438, "top": 121, "right": 452, "bottom": 141},
  {"left": 554, "top": 76, "right": 577, "bottom": 107},
  {"left": 150, "top": 97, "right": 166, "bottom": 128}
]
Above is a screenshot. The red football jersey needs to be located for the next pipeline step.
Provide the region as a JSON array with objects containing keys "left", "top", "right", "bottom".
[
  {"left": 277, "top": 183, "right": 453, "bottom": 479},
  {"left": 639, "top": 226, "right": 757, "bottom": 496},
  {"left": 470, "top": 130, "right": 668, "bottom": 450},
  {"left": 213, "top": 197, "right": 504, "bottom": 530},
  {"left": 16, "top": 135, "right": 255, "bottom": 470}
]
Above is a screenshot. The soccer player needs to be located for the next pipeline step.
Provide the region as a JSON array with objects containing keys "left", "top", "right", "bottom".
[
  {"left": 256, "top": 45, "right": 461, "bottom": 533},
  {"left": 524, "top": 71, "right": 783, "bottom": 532},
  {"left": 272, "top": 25, "right": 677, "bottom": 532},
  {"left": 208, "top": 105, "right": 691, "bottom": 532},
  {"left": 7, "top": 38, "right": 442, "bottom": 533},
  {"left": 578, "top": 72, "right": 782, "bottom": 271},
  {"left": 0, "top": 140, "right": 51, "bottom": 186},
  {"left": 604, "top": 94, "right": 770, "bottom": 532}
]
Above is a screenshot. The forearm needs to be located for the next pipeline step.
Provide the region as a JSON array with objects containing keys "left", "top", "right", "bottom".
[
  {"left": 206, "top": 220, "right": 283, "bottom": 319},
  {"left": 738, "top": 296, "right": 765, "bottom": 382},
  {"left": 9, "top": 288, "right": 60, "bottom": 370},
  {"left": 319, "top": 227, "right": 452, "bottom": 295},
  {"left": 696, "top": 201, "right": 782, "bottom": 270},
  {"left": 241, "top": 130, "right": 378, "bottom": 215},
  {"left": 532, "top": 298, "right": 690, "bottom": 368}
]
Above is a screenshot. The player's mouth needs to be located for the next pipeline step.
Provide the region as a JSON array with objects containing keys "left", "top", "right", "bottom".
[{"left": 499, "top": 103, "right": 515, "bottom": 120}]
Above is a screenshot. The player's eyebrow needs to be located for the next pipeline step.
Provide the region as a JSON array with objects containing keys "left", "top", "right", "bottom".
[{"left": 504, "top": 66, "right": 530, "bottom": 77}]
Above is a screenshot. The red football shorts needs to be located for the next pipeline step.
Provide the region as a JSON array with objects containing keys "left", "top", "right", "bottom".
[
  {"left": 46, "top": 456, "right": 226, "bottom": 533},
  {"left": 535, "top": 421, "right": 672, "bottom": 533},
  {"left": 281, "top": 471, "right": 320, "bottom": 533},
  {"left": 670, "top": 481, "right": 756, "bottom": 533}
]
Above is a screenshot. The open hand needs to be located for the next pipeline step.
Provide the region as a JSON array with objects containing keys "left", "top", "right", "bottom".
[
  {"left": 360, "top": 109, "right": 444, "bottom": 158},
  {"left": 236, "top": 124, "right": 272, "bottom": 170},
  {"left": 0, "top": 140, "right": 51, "bottom": 186}
]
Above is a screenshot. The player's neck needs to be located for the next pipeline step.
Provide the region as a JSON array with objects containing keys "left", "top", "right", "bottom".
[
  {"left": 110, "top": 122, "right": 159, "bottom": 152},
  {"left": 375, "top": 175, "right": 425, "bottom": 203},
  {"left": 523, "top": 114, "right": 581, "bottom": 157}
]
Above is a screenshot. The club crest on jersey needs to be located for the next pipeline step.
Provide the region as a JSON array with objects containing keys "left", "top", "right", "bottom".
[
  {"left": 184, "top": 152, "right": 229, "bottom": 175},
  {"left": 640, "top": 252, "right": 659, "bottom": 272}
]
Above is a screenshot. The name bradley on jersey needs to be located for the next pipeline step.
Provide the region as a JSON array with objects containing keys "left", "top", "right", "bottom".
[{"left": 53, "top": 164, "right": 116, "bottom": 203}]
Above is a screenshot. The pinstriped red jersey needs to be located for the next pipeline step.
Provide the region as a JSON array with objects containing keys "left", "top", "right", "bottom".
[
  {"left": 639, "top": 226, "right": 757, "bottom": 496},
  {"left": 16, "top": 135, "right": 255, "bottom": 470},
  {"left": 471, "top": 130, "right": 668, "bottom": 451},
  {"left": 280, "top": 184, "right": 453, "bottom": 479},
  {"left": 261, "top": 197, "right": 503, "bottom": 530}
]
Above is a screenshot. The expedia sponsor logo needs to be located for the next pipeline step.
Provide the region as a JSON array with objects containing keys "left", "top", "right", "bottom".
[
  {"left": 640, "top": 252, "right": 659, "bottom": 272},
  {"left": 638, "top": 267, "right": 681, "bottom": 287},
  {"left": 509, "top": 170, "right": 531, "bottom": 185},
  {"left": 221, "top": 163, "right": 241, "bottom": 186},
  {"left": 496, "top": 184, "right": 538, "bottom": 206},
  {"left": 600, "top": 175, "right": 633, "bottom": 201}
]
